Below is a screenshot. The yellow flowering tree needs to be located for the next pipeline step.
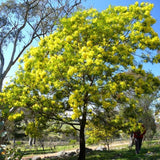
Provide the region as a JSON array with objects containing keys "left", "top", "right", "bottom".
[{"left": 2, "top": 2, "right": 160, "bottom": 160}]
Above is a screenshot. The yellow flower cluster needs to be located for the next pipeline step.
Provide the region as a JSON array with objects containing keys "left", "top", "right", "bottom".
[
  {"left": 8, "top": 111, "right": 24, "bottom": 121},
  {"left": 67, "top": 66, "right": 78, "bottom": 76},
  {"left": 120, "top": 81, "right": 126, "bottom": 89},
  {"left": 32, "top": 103, "right": 41, "bottom": 110},
  {"left": 108, "top": 82, "right": 117, "bottom": 94}
]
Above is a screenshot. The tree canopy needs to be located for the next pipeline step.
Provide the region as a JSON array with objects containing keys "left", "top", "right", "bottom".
[{"left": 1, "top": 2, "right": 160, "bottom": 160}]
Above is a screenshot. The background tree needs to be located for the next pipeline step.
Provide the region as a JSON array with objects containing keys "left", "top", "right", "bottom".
[
  {"left": 86, "top": 108, "right": 121, "bottom": 150},
  {"left": 0, "top": 0, "right": 82, "bottom": 91},
  {"left": 1, "top": 2, "right": 160, "bottom": 160},
  {"left": 117, "top": 71, "right": 160, "bottom": 136},
  {"left": 121, "top": 90, "right": 158, "bottom": 136},
  {"left": 138, "top": 93, "right": 158, "bottom": 139}
]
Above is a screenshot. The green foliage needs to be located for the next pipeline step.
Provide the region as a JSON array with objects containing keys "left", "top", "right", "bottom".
[
  {"left": 5, "top": 148, "right": 23, "bottom": 160},
  {"left": 0, "top": 147, "right": 5, "bottom": 160},
  {"left": 86, "top": 108, "right": 121, "bottom": 145},
  {"left": 69, "top": 139, "right": 77, "bottom": 145},
  {"left": 0, "top": 146, "right": 24, "bottom": 160},
  {"left": 0, "top": 118, "right": 7, "bottom": 158}
]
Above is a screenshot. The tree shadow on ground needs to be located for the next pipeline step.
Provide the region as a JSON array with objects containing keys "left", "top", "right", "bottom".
[{"left": 66, "top": 145, "right": 160, "bottom": 160}]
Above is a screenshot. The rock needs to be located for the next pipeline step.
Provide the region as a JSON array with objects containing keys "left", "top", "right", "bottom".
[
  {"left": 103, "top": 147, "right": 107, "bottom": 151},
  {"left": 56, "top": 151, "right": 67, "bottom": 157},
  {"left": 67, "top": 151, "right": 76, "bottom": 157},
  {"left": 146, "top": 151, "right": 153, "bottom": 156},
  {"left": 95, "top": 146, "right": 106, "bottom": 151},
  {"left": 76, "top": 149, "right": 80, "bottom": 153},
  {"left": 43, "top": 156, "right": 58, "bottom": 160},
  {"left": 32, "top": 156, "right": 41, "bottom": 160},
  {"left": 85, "top": 148, "right": 92, "bottom": 153}
]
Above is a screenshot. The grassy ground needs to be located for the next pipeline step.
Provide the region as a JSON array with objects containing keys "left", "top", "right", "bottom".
[
  {"left": 64, "top": 141, "right": 160, "bottom": 160},
  {"left": 39, "top": 140, "right": 159, "bottom": 160},
  {"left": 22, "top": 144, "right": 79, "bottom": 156},
  {"left": 21, "top": 140, "right": 129, "bottom": 157},
  {"left": 64, "top": 147, "right": 160, "bottom": 160},
  {"left": 17, "top": 140, "right": 160, "bottom": 159}
]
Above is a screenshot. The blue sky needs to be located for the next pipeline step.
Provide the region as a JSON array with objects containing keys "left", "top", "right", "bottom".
[
  {"left": 83, "top": 0, "right": 160, "bottom": 77},
  {"left": 3, "top": 0, "right": 160, "bottom": 86}
]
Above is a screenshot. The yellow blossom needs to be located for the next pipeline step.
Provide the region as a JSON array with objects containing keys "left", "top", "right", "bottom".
[
  {"left": 87, "top": 41, "right": 93, "bottom": 47},
  {"left": 66, "top": 35, "right": 73, "bottom": 42}
]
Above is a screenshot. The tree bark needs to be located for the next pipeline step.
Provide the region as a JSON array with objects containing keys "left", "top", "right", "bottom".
[
  {"left": 13, "top": 136, "right": 16, "bottom": 148},
  {"left": 29, "top": 136, "right": 33, "bottom": 146},
  {"left": 78, "top": 110, "right": 86, "bottom": 160},
  {"left": 0, "top": 78, "right": 2, "bottom": 92},
  {"left": 78, "top": 123, "right": 86, "bottom": 160},
  {"left": 0, "top": 46, "right": 4, "bottom": 92}
]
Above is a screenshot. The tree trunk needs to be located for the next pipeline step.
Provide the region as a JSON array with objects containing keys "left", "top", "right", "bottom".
[
  {"left": 39, "top": 138, "right": 44, "bottom": 151},
  {"left": 0, "top": 47, "right": 4, "bottom": 92},
  {"left": 0, "top": 78, "right": 3, "bottom": 92},
  {"left": 33, "top": 137, "right": 36, "bottom": 145},
  {"left": 78, "top": 123, "right": 85, "bottom": 160},
  {"left": 13, "top": 136, "right": 16, "bottom": 148},
  {"left": 78, "top": 111, "right": 86, "bottom": 160},
  {"left": 29, "top": 136, "right": 33, "bottom": 146}
]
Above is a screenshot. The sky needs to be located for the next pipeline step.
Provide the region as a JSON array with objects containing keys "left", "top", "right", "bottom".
[{"left": 3, "top": 0, "right": 160, "bottom": 86}]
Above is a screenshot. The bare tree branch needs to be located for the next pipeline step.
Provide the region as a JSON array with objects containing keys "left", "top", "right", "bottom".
[{"left": 0, "top": 0, "right": 82, "bottom": 91}]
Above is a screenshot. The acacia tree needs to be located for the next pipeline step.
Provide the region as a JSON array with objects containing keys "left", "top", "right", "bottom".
[{"left": 1, "top": 2, "right": 160, "bottom": 160}]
